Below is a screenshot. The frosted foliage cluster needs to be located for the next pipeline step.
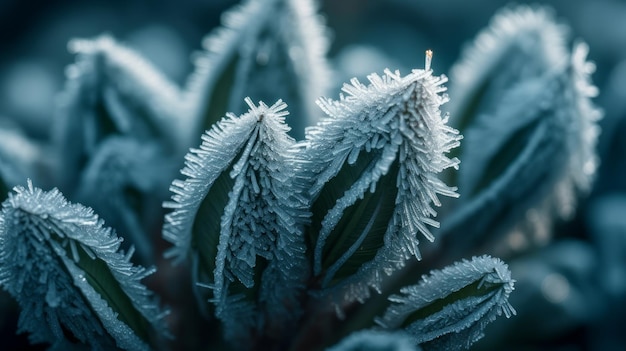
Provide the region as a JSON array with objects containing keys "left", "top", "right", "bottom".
[
  {"left": 0, "top": 182, "right": 168, "bottom": 351},
  {"left": 377, "top": 256, "right": 515, "bottom": 350},
  {"left": 305, "top": 67, "right": 461, "bottom": 300}
]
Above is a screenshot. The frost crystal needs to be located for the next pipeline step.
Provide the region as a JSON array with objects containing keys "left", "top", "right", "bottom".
[
  {"left": 442, "top": 6, "right": 601, "bottom": 253},
  {"left": 376, "top": 256, "right": 515, "bottom": 351},
  {"left": 185, "top": 0, "right": 331, "bottom": 139},
  {"left": 0, "top": 181, "right": 169, "bottom": 351},
  {"left": 303, "top": 66, "right": 460, "bottom": 303}
]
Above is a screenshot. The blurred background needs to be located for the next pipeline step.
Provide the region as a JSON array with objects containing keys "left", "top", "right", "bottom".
[{"left": 0, "top": 0, "right": 625, "bottom": 350}]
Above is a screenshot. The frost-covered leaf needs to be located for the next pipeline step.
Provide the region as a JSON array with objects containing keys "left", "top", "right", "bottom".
[
  {"left": 441, "top": 6, "right": 601, "bottom": 254},
  {"left": 54, "top": 35, "right": 186, "bottom": 193},
  {"left": 303, "top": 62, "right": 460, "bottom": 303},
  {"left": 211, "top": 99, "right": 308, "bottom": 344},
  {"left": 185, "top": 0, "right": 331, "bottom": 139},
  {"left": 376, "top": 256, "right": 515, "bottom": 351},
  {"left": 326, "top": 330, "right": 421, "bottom": 351},
  {"left": 76, "top": 137, "right": 176, "bottom": 263},
  {"left": 0, "top": 181, "right": 169, "bottom": 351},
  {"left": 163, "top": 99, "right": 259, "bottom": 313},
  {"left": 163, "top": 98, "right": 308, "bottom": 344},
  {"left": 446, "top": 5, "right": 569, "bottom": 138}
]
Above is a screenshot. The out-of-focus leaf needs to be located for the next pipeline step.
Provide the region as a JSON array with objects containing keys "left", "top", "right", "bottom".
[
  {"left": 162, "top": 99, "right": 259, "bottom": 311},
  {"left": 185, "top": 0, "right": 331, "bottom": 139},
  {"left": 376, "top": 255, "right": 515, "bottom": 351},
  {"left": 0, "top": 181, "right": 169, "bottom": 351},
  {"left": 76, "top": 137, "right": 176, "bottom": 263},
  {"left": 54, "top": 35, "right": 186, "bottom": 193},
  {"left": 326, "top": 330, "right": 421, "bottom": 351},
  {"left": 440, "top": 6, "right": 601, "bottom": 255},
  {"left": 302, "top": 65, "right": 460, "bottom": 306}
]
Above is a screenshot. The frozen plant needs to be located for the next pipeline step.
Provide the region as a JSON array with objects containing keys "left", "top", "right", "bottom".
[{"left": 0, "top": 1, "right": 601, "bottom": 351}]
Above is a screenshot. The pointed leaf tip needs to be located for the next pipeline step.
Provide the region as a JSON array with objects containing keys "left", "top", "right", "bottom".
[
  {"left": 376, "top": 255, "right": 515, "bottom": 350},
  {"left": 304, "top": 67, "right": 460, "bottom": 304},
  {"left": 164, "top": 98, "right": 308, "bottom": 343}
]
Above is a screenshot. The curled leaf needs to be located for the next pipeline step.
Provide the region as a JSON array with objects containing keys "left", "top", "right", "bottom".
[
  {"left": 303, "top": 65, "right": 460, "bottom": 304},
  {"left": 376, "top": 255, "right": 515, "bottom": 351},
  {"left": 0, "top": 181, "right": 169, "bottom": 351},
  {"left": 185, "top": 0, "right": 331, "bottom": 139}
]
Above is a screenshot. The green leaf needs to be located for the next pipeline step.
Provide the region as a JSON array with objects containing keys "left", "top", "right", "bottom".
[
  {"left": 470, "top": 117, "right": 543, "bottom": 197},
  {"left": 319, "top": 160, "right": 399, "bottom": 287},
  {"left": 302, "top": 67, "right": 460, "bottom": 304},
  {"left": 67, "top": 241, "right": 153, "bottom": 343},
  {"left": 190, "top": 146, "right": 243, "bottom": 303},
  {"left": 164, "top": 99, "right": 308, "bottom": 345},
  {"left": 440, "top": 6, "right": 601, "bottom": 255},
  {"left": 0, "top": 182, "right": 169, "bottom": 351},
  {"left": 376, "top": 256, "right": 515, "bottom": 351},
  {"left": 163, "top": 109, "right": 258, "bottom": 309}
]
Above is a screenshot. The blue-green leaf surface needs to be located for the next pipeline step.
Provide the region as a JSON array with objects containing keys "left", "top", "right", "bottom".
[{"left": 0, "top": 182, "right": 169, "bottom": 351}]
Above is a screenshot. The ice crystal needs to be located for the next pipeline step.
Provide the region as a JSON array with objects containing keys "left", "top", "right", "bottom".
[
  {"left": 441, "top": 6, "right": 601, "bottom": 253},
  {"left": 185, "top": 0, "right": 331, "bottom": 139},
  {"left": 376, "top": 256, "right": 515, "bottom": 351},
  {"left": 303, "top": 64, "right": 461, "bottom": 303},
  {"left": 0, "top": 181, "right": 169, "bottom": 351}
]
